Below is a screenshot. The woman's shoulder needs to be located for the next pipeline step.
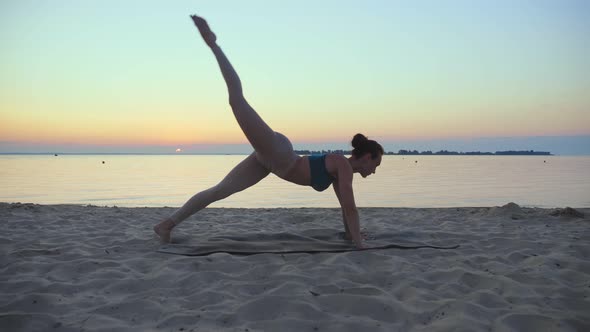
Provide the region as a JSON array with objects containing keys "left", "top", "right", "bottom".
[
  {"left": 324, "top": 153, "right": 344, "bottom": 163},
  {"left": 325, "top": 154, "right": 351, "bottom": 176}
]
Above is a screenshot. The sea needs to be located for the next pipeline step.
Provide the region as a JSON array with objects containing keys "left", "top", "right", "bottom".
[{"left": 1, "top": 154, "right": 589, "bottom": 208}]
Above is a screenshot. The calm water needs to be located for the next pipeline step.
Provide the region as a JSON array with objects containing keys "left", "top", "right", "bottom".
[{"left": 0, "top": 155, "right": 589, "bottom": 208}]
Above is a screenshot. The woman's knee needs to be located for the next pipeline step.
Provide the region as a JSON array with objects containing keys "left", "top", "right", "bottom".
[
  {"left": 207, "top": 184, "right": 228, "bottom": 201},
  {"left": 209, "top": 181, "right": 243, "bottom": 201}
]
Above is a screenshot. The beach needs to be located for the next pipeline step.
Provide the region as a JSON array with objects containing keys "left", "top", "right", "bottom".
[{"left": 1, "top": 202, "right": 589, "bottom": 332}]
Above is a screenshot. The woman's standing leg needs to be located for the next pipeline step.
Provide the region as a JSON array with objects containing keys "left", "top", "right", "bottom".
[{"left": 154, "top": 153, "right": 270, "bottom": 242}]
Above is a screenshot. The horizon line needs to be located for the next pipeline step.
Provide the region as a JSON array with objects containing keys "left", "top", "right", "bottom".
[{"left": 0, "top": 150, "right": 571, "bottom": 156}]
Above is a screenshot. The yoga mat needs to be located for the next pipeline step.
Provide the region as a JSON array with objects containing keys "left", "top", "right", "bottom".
[{"left": 157, "top": 232, "right": 460, "bottom": 256}]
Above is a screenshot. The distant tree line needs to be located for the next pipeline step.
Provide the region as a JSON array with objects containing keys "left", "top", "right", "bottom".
[
  {"left": 293, "top": 149, "right": 552, "bottom": 156},
  {"left": 395, "top": 149, "right": 552, "bottom": 156}
]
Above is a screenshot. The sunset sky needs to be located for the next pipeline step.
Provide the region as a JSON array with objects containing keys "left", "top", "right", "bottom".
[{"left": 1, "top": 0, "right": 589, "bottom": 154}]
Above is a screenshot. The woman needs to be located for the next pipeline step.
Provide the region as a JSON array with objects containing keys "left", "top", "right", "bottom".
[{"left": 154, "top": 15, "right": 383, "bottom": 248}]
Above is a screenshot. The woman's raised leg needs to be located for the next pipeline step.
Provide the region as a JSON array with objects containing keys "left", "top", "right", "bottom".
[
  {"left": 191, "top": 15, "right": 277, "bottom": 157},
  {"left": 154, "top": 153, "right": 270, "bottom": 242}
]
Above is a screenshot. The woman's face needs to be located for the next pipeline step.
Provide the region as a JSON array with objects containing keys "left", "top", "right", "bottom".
[{"left": 360, "top": 153, "right": 382, "bottom": 178}]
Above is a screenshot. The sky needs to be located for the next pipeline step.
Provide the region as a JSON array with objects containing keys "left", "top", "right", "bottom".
[{"left": 1, "top": 0, "right": 589, "bottom": 154}]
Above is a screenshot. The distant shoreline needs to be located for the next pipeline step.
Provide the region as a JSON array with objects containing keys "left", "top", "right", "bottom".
[
  {"left": 293, "top": 150, "right": 553, "bottom": 156},
  {"left": 0, "top": 150, "right": 554, "bottom": 156}
]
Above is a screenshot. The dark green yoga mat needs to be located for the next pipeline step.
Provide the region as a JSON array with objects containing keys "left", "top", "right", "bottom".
[{"left": 157, "top": 231, "right": 460, "bottom": 256}]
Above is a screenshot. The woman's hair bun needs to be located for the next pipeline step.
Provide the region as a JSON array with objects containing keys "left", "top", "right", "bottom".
[
  {"left": 351, "top": 133, "right": 368, "bottom": 149},
  {"left": 351, "top": 133, "right": 384, "bottom": 159}
]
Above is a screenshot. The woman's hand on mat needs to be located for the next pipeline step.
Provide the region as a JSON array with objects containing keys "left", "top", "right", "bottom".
[
  {"left": 345, "top": 231, "right": 369, "bottom": 241},
  {"left": 356, "top": 231, "right": 371, "bottom": 249},
  {"left": 190, "top": 15, "right": 217, "bottom": 47},
  {"left": 345, "top": 231, "right": 369, "bottom": 240},
  {"left": 345, "top": 232, "right": 367, "bottom": 249}
]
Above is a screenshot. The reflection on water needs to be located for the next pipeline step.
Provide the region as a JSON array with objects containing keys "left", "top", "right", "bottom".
[{"left": 0, "top": 155, "right": 589, "bottom": 208}]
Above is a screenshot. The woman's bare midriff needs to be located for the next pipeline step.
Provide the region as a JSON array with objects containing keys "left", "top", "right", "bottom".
[{"left": 279, "top": 155, "right": 312, "bottom": 187}]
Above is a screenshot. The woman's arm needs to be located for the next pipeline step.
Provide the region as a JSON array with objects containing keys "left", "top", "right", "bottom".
[
  {"left": 333, "top": 159, "right": 363, "bottom": 248},
  {"left": 332, "top": 181, "right": 350, "bottom": 237}
]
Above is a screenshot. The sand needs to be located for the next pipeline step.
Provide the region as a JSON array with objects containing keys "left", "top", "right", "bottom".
[{"left": 1, "top": 202, "right": 589, "bottom": 332}]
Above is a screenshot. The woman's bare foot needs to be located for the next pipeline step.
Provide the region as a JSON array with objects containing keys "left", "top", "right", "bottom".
[
  {"left": 153, "top": 218, "right": 175, "bottom": 243},
  {"left": 190, "top": 15, "right": 217, "bottom": 47}
]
